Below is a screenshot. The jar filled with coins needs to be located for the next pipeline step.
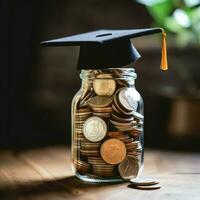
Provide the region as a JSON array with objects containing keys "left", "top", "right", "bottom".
[{"left": 71, "top": 68, "right": 144, "bottom": 183}]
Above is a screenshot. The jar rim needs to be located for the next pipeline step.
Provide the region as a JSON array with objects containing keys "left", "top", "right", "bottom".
[{"left": 80, "top": 68, "right": 137, "bottom": 80}]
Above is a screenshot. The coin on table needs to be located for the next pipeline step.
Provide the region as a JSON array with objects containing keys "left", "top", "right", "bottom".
[
  {"left": 118, "top": 88, "right": 140, "bottom": 112},
  {"left": 100, "top": 138, "right": 127, "bottom": 165},
  {"left": 130, "top": 177, "right": 159, "bottom": 186},
  {"left": 93, "top": 74, "right": 116, "bottom": 96},
  {"left": 83, "top": 116, "right": 107, "bottom": 142},
  {"left": 128, "top": 184, "right": 161, "bottom": 190},
  {"left": 89, "top": 96, "right": 113, "bottom": 108},
  {"left": 118, "top": 155, "right": 139, "bottom": 180}
]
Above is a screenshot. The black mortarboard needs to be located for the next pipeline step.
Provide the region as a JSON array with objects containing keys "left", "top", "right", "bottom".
[{"left": 41, "top": 28, "right": 168, "bottom": 70}]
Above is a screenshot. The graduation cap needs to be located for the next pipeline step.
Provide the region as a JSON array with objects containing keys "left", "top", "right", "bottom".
[{"left": 41, "top": 28, "right": 168, "bottom": 70}]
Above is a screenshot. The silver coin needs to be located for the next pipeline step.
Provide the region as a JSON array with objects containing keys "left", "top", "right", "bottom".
[
  {"left": 118, "top": 156, "right": 139, "bottom": 181},
  {"left": 129, "top": 184, "right": 162, "bottom": 190},
  {"left": 130, "top": 177, "right": 159, "bottom": 186},
  {"left": 118, "top": 88, "right": 140, "bottom": 112},
  {"left": 133, "top": 111, "right": 144, "bottom": 120},
  {"left": 83, "top": 116, "right": 107, "bottom": 142}
]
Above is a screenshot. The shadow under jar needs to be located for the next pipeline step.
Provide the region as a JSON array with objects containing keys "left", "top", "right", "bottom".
[{"left": 71, "top": 68, "right": 144, "bottom": 183}]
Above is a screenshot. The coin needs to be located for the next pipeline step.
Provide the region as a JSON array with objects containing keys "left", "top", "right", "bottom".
[
  {"left": 79, "top": 89, "right": 95, "bottom": 107},
  {"left": 110, "top": 119, "right": 135, "bottom": 127},
  {"left": 80, "top": 149, "right": 100, "bottom": 156},
  {"left": 128, "top": 184, "right": 162, "bottom": 190},
  {"left": 128, "top": 127, "right": 143, "bottom": 137},
  {"left": 111, "top": 112, "right": 134, "bottom": 123},
  {"left": 74, "top": 132, "right": 85, "bottom": 141},
  {"left": 130, "top": 177, "right": 159, "bottom": 186},
  {"left": 93, "top": 112, "right": 111, "bottom": 118},
  {"left": 88, "top": 156, "right": 107, "bottom": 165},
  {"left": 118, "top": 88, "right": 140, "bottom": 112},
  {"left": 83, "top": 116, "right": 107, "bottom": 142},
  {"left": 125, "top": 141, "right": 141, "bottom": 150},
  {"left": 89, "top": 96, "right": 113, "bottom": 108},
  {"left": 118, "top": 156, "right": 139, "bottom": 180},
  {"left": 127, "top": 151, "right": 142, "bottom": 160},
  {"left": 81, "top": 140, "right": 102, "bottom": 149},
  {"left": 93, "top": 74, "right": 116, "bottom": 96},
  {"left": 79, "top": 80, "right": 91, "bottom": 101},
  {"left": 107, "top": 131, "right": 125, "bottom": 137},
  {"left": 100, "top": 138, "right": 127, "bottom": 164},
  {"left": 133, "top": 111, "right": 144, "bottom": 120},
  {"left": 92, "top": 107, "right": 113, "bottom": 113},
  {"left": 113, "top": 93, "right": 134, "bottom": 115},
  {"left": 73, "top": 160, "right": 90, "bottom": 173}
]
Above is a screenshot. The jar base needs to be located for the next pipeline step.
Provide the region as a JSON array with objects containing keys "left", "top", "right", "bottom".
[{"left": 75, "top": 172, "right": 125, "bottom": 184}]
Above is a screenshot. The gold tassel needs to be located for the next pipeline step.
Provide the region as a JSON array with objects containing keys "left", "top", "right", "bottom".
[{"left": 160, "top": 29, "right": 168, "bottom": 70}]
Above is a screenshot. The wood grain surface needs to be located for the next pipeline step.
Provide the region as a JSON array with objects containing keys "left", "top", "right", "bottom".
[{"left": 0, "top": 146, "right": 200, "bottom": 200}]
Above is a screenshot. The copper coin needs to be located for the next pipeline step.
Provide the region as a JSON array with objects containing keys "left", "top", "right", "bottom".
[
  {"left": 107, "top": 131, "right": 124, "bottom": 137},
  {"left": 100, "top": 138, "right": 127, "bottom": 164}
]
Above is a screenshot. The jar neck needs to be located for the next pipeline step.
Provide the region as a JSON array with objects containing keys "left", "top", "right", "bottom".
[{"left": 80, "top": 68, "right": 137, "bottom": 81}]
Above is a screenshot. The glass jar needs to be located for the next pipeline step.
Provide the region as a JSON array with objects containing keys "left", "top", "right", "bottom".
[{"left": 71, "top": 68, "right": 144, "bottom": 183}]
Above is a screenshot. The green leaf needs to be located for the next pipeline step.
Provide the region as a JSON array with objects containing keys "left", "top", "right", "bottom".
[
  {"left": 146, "top": 0, "right": 174, "bottom": 25},
  {"left": 164, "top": 16, "right": 183, "bottom": 33}
]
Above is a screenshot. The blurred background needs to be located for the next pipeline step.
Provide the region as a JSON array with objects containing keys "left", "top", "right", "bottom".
[{"left": 1, "top": 0, "right": 200, "bottom": 150}]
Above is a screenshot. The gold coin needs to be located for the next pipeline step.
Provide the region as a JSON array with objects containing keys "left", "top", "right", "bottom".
[
  {"left": 93, "top": 74, "right": 116, "bottom": 96},
  {"left": 89, "top": 96, "right": 113, "bottom": 108},
  {"left": 100, "top": 138, "right": 126, "bottom": 164},
  {"left": 93, "top": 112, "right": 111, "bottom": 118},
  {"left": 92, "top": 107, "right": 113, "bottom": 113}
]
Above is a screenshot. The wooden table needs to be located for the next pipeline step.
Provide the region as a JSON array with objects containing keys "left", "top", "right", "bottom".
[{"left": 0, "top": 146, "right": 200, "bottom": 200}]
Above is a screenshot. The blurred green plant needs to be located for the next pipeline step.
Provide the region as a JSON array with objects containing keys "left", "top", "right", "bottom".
[{"left": 136, "top": 0, "right": 200, "bottom": 47}]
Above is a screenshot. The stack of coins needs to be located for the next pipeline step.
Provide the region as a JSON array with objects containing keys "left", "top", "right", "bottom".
[
  {"left": 89, "top": 96, "right": 113, "bottom": 118},
  {"left": 80, "top": 139, "right": 102, "bottom": 156},
  {"left": 74, "top": 108, "right": 92, "bottom": 141},
  {"left": 107, "top": 131, "right": 133, "bottom": 143},
  {"left": 73, "top": 160, "right": 90, "bottom": 174},
  {"left": 72, "top": 69, "right": 144, "bottom": 180},
  {"left": 88, "top": 157, "right": 115, "bottom": 177}
]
